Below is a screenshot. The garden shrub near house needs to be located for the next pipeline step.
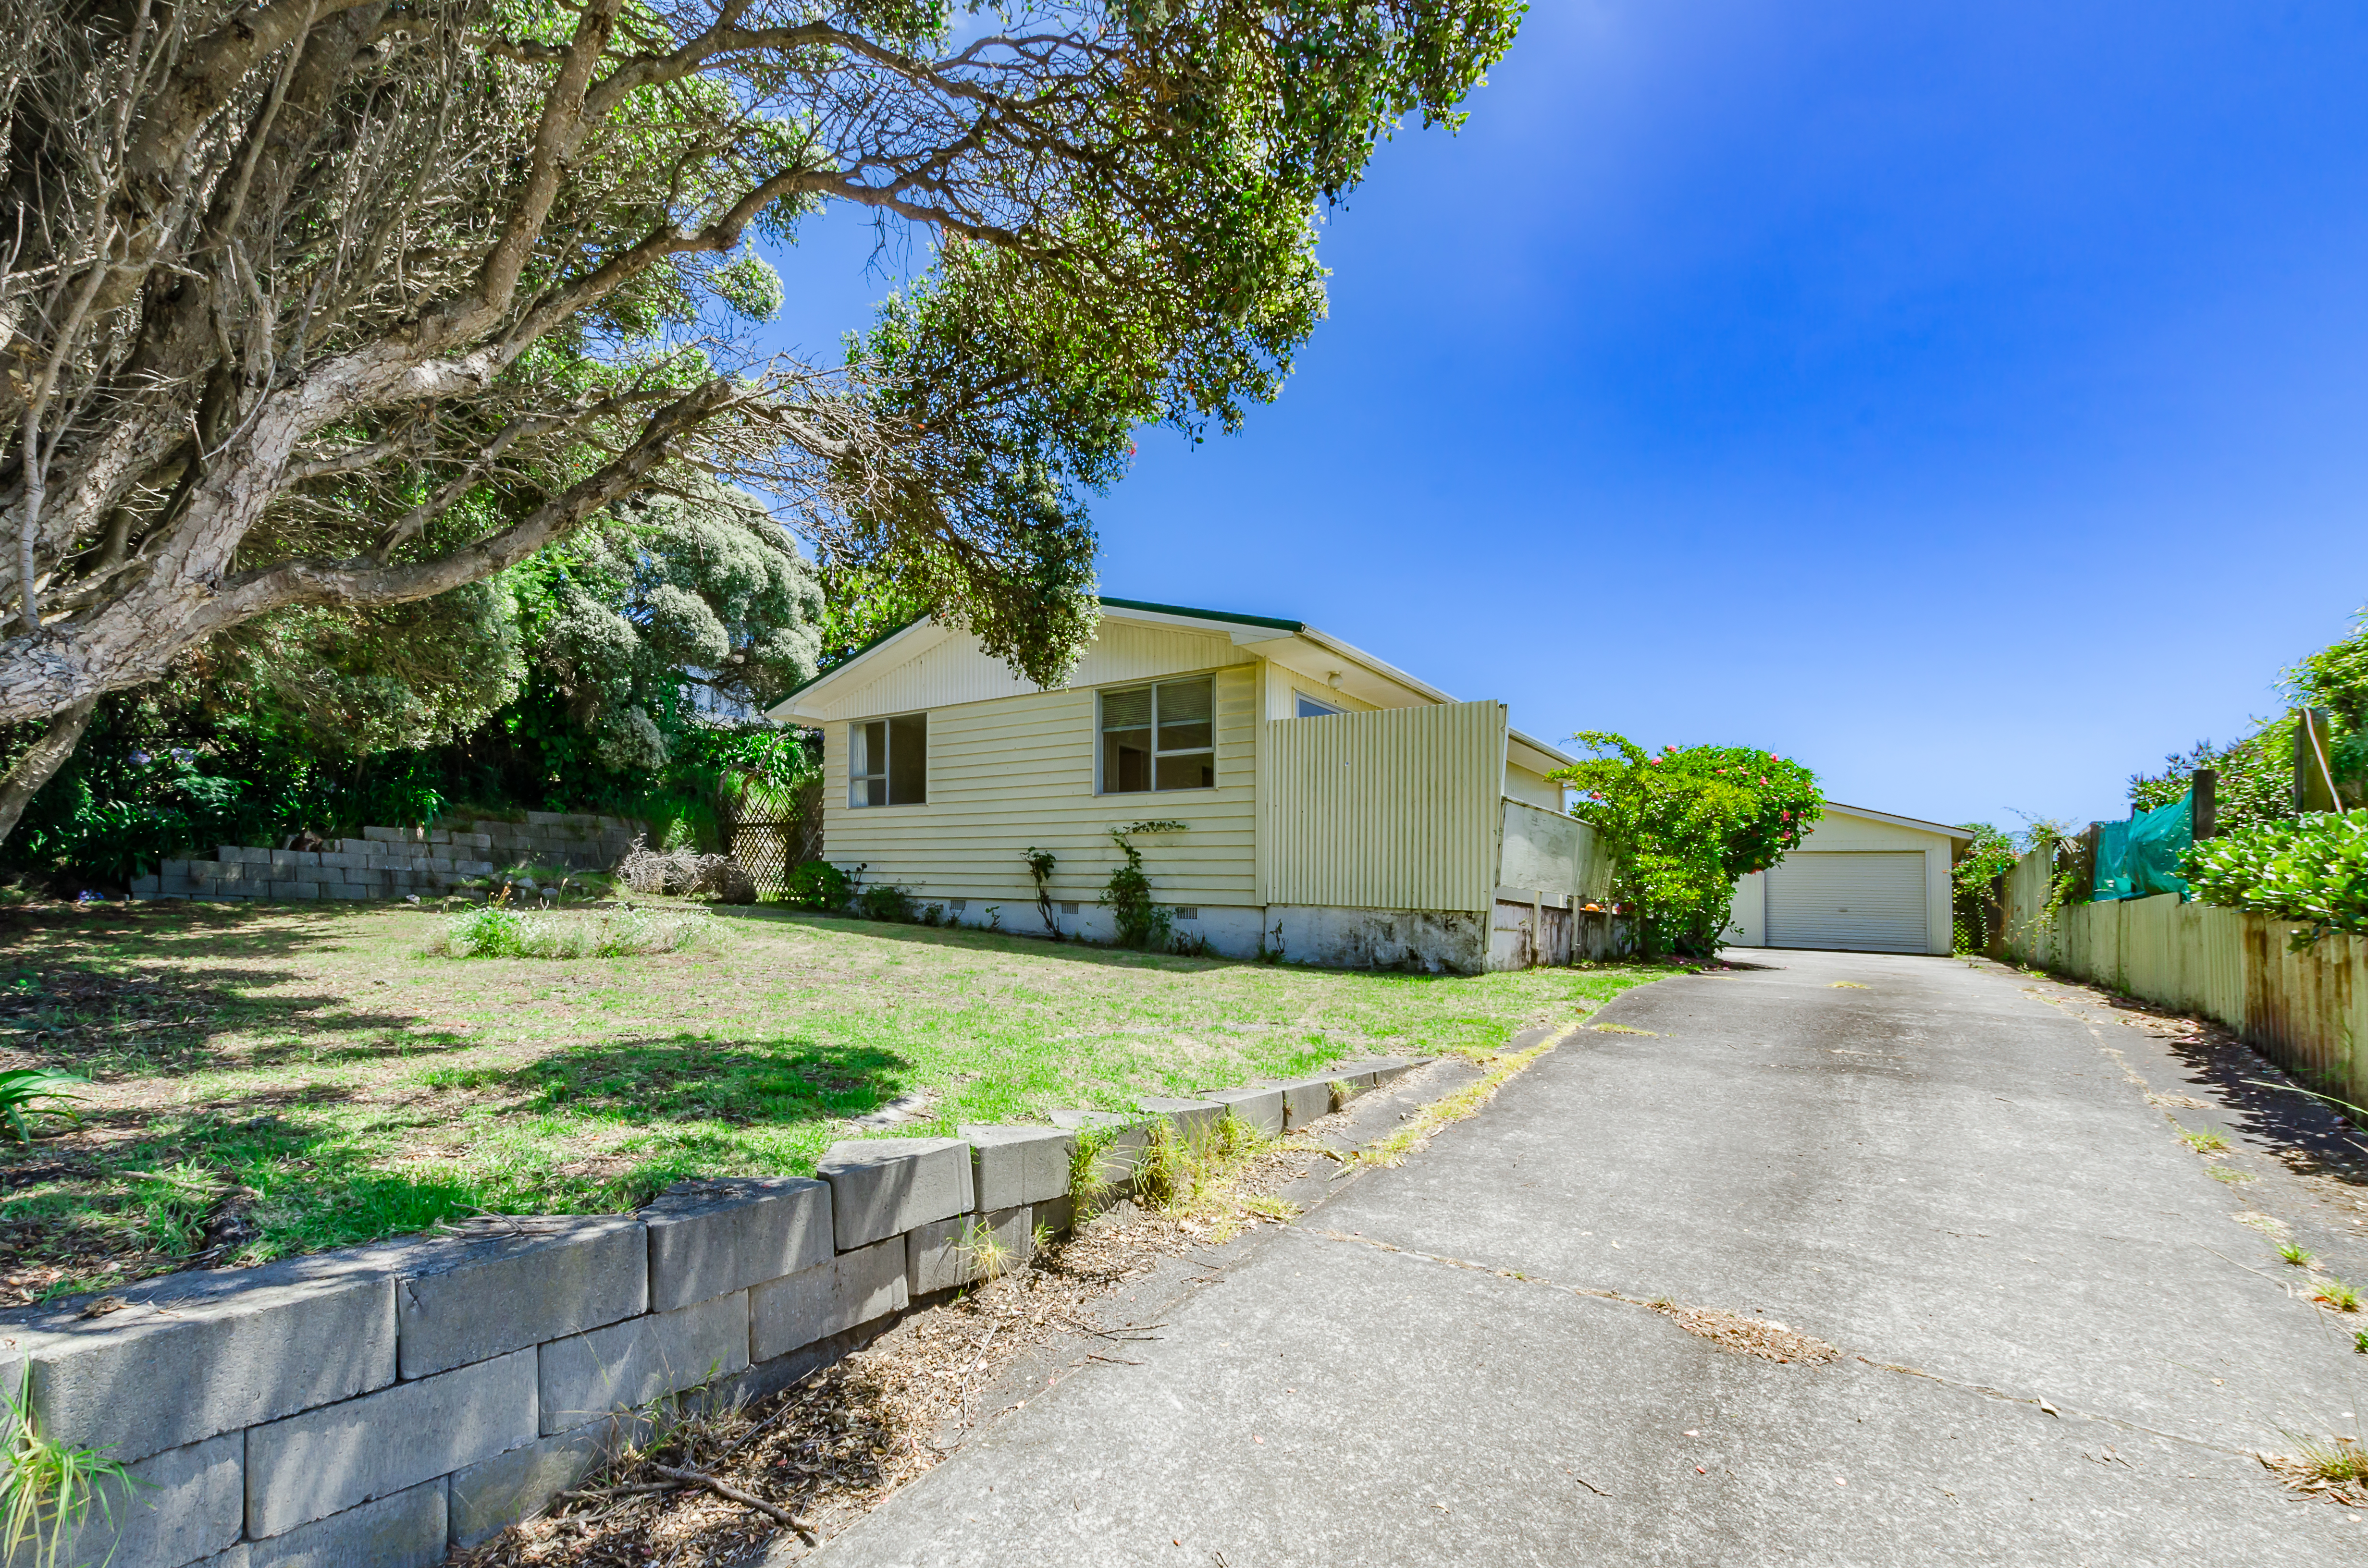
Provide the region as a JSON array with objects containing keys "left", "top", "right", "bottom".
[{"left": 1553, "top": 733, "right": 1822, "bottom": 957}]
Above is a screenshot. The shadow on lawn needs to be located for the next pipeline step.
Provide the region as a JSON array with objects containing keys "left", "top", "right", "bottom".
[
  {"left": 411, "top": 1035, "right": 911, "bottom": 1127},
  {"left": 1, "top": 1034, "right": 914, "bottom": 1306},
  {"left": 0, "top": 903, "right": 477, "bottom": 1075}
]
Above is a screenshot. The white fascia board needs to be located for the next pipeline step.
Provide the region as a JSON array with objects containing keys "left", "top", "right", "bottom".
[
  {"left": 1230, "top": 628, "right": 1458, "bottom": 710},
  {"left": 1508, "top": 729, "right": 1580, "bottom": 774},
  {"left": 766, "top": 618, "right": 951, "bottom": 723},
  {"left": 1820, "top": 800, "right": 1976, "bottom": 842}
]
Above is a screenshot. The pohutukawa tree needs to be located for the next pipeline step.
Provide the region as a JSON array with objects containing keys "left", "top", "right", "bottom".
[{"left": 0, "top": 0, "right": 1519, "bottom": 838}]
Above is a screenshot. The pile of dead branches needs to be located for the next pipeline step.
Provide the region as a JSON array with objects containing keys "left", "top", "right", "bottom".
[{"left": 617, "top": 838, "right": 756, "bottom": 904}]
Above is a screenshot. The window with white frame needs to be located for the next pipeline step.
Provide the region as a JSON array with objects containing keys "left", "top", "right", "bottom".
[
  {"left": 849, "top": 712, "right": 927, "bottom": 806},
  {"left": 1295, "top": 693, "right": 1343, "bottom": 718},
  {"left": 1100, "top": 678, "right": 1214, "bottom": 793}
]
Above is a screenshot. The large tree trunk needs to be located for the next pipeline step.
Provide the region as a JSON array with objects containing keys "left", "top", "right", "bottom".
[{"left": 0, "top": 697, "right": 99, "bottom": 849}]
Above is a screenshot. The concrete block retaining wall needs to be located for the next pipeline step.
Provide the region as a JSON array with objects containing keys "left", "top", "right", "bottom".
[
  {"left": 0, "top": 1060, "right": 1418, "bottom": 1568},
  {"left": 130, "top": 815, "right": 644, "bottom": 903}
]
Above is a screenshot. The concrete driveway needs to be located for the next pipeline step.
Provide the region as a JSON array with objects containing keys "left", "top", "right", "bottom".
[{"left": 813, "top": 949, "right": 2368, "bottom": 1566}]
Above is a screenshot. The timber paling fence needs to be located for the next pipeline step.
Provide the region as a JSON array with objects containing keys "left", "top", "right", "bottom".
[{"left": 1999, "top": 848, "right": 2367, "bottom": 1116}]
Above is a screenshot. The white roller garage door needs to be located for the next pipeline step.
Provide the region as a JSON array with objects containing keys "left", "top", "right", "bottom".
[{"left": 1764, "top": 851, "right": 1927, "bottom": 953}]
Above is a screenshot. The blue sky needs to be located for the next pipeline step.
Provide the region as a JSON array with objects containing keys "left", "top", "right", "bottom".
[{"left": 762, "top": 0, "right": 2368, "bottom": 831}]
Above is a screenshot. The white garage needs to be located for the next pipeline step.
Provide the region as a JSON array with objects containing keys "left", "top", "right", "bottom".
[{"left": 1727, "top": 803, "right": 1972, "bottom": 956}]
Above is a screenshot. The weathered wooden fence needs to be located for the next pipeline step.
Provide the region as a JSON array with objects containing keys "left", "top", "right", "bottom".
[{"left": 2000, "top": 848, "right": 2366, "bottom": 1114}]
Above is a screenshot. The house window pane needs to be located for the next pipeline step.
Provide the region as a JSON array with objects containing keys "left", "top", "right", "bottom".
[
  {"left": 1155, "top": 679, "right": 1213, "bottom": 752},
  {"left": 850, "top": 715, "right": 924, "bottom": 807},
  {"left": 1155, "top": 752, "right": 1214, "bottom": 790},
  {"left": 1105, "top": 730, "right": 1151, "bottom": 793},
  {"left": 1296, "top": 695, "right": 1342, "bottom": 718},
  {"left": 1102, "top": 687, "right": 1152, "bottom": 731},
  {"left": 888, "top": 713, "right": 927, "bottom": 805},
  {"left": 1101, "top": 678, "right": 1214, "bottom": 794}
]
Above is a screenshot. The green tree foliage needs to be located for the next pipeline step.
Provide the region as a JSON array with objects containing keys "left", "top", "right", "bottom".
[
  {"left": 816, "top": 564, "right": 930, "bottom": 672},
  {"left": 2188, "top": 813, "right": 2368, "bottom": 947},
  {"left": 1, "top": 0, "right": 1526, "bottom": 754},
  {"left": 522, "top": 478, "right": 822, "bottom": 771},
  {"left": 0, "top": 482, "right": 823, "bottom": 887},
  {"left": 208, "top": 582, "right": 528, "bottom": 757},
  {"left": 1553, "top": 734, "right": 1824, "bottom": 958},
  {"left": 2128, "top": 723, "right": 2297, "bottom": 830}
]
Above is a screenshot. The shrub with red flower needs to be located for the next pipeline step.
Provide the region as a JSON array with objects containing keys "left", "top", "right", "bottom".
[{"left": 1551, "top": 732, "right": 1824, "bottom": 957}]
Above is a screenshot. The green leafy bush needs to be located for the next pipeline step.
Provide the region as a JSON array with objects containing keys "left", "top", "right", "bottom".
[
  {"left": 435, "top": 904, "right": 711, "bottom": 959},
  {"left": 780, "top": 860, "right": 851, "bottom": 910},
  {"left": 2187, "top": 812, "right": 2368, "bottom": 946},
  {"left": 1100, "top": 822, "right": 1186, "bottom": 951},
  {"left": 855, "top": 884, "right": 917, "bottom": 924},
  {"left": 1554, "top": 734, "right": 1823, "bottom": 957}
]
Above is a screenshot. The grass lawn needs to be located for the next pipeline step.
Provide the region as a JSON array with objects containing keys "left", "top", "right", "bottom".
[{"left": 0, "top": 900, "right": 1658, "bottom": 1304}]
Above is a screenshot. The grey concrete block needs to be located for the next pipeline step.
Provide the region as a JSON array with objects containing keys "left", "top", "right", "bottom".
[
  {"left": 906, "top": 1205, "right": 1031, "bottom": 1297},
  {"left": 449, "top": 1414, "right": 647, "bottom": 1548},
  {"left": 1034, "top": 1193, "right": 1075, "bottom": 1237},
  {"left": 537, "top": 1292, "right": 749, "bottom": 1434},
  {"left": 269, "top": 882, "right": 317, "bottom": 900},
  {"left": 319, "top": 851, "right": 365, "bottom": 870},
  {"left": 956, "top": 1125, "right": 1074, "bottom": 1210},
  {"left": 161, "top": 858, "right": 191, "bottom": 880},
  {"left": 329, "top": 883, "right": 369, "bottom": 900},
  {"left": 13, "top": 1256, "right": 394, "bottom": 1462},
  {"left": 269, "top": 849, "right": 317, "bottom": 870},
  {"left": 453, "top": 832, "right": 493, "bottom": 850},
  {"left": 642, "top": 1177, "right": 832, "bottom": 1311},
  {"left": 130, "top": 874, "right": 160, "bottom": 894},
  {"left": 246, "top": 1349, "right": 533, "bottom": 1536},
  {"left": 1269, "top": 1077, "right": 1338, "bottom": 1128},
  {"left": 213, "top": 863, "right": 246, "bottom": 884},
  {"left": 189, "top": 1546, "right": 250, "bottom": 1568},
  {"left": 247, "top": 1479, "right": 448, "bottom": 1568},
  {"left": 5, "top": 1431, "right": 242, "bottom": 1568},
  {"left": 225, "top": 845, "right": 272, "bottom": 864},
  {"left": 391, "top": 1215, "right": 647, "bottom": 1379},
  {"left": 190, "top": 860, "right": 224, "bottom": 880},
  {"left": 1329, "top": 1056, "right": 1419, "bottom": 1088},
  {"left": 1192, "top": 1086, "right": 1284, "bottom": 1139},
  {"left": 750, "top": 1239, "right": 908, "bottom": 1361},
  {"left": 362, "top": 826, "right": 404, "bottom": 843},
  {"left": 1139, "top": 1096, "right": 1227, "bottom": 1147},
  {"left": 1047, "top": 1110, "right": 1150, "bottom": 1195},
  {"left": 815, "top": 1139, "right": 973, "bottom": 1249},
  {"left": 338, "top": 839, "right": 373, "bottom": 857}
]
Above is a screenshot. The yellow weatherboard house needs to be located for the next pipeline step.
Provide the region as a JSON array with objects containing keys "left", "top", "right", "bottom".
[{"left": 768, "top": 599, "right": 1607, "bottom": 972}]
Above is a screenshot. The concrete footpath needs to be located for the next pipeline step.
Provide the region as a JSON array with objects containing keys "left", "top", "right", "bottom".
[{"left": 812, "top": 950, "right": 2368, "bottom": 1566}]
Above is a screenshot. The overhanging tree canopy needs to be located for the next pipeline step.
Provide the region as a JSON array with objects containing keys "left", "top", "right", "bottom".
[{"left": 0, "top": 0, "right": 1520, "bottom": 826}]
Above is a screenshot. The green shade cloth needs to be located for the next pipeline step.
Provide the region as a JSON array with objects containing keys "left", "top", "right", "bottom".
[{"left": 2093, "top": 792, "right": 2193, "bottom": 902}]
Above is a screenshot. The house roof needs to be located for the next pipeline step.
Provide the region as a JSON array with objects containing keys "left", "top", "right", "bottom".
[{"left": 766, "top": 596, "right": 1582, "bottom": 772}]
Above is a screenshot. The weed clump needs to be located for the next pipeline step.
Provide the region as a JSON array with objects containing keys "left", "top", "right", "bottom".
[
  {"left": 434, "top": 903, "right": 711, "bottom": 959},
  {"left": 2, "top": 1374, "right": 146, "bottom": 1568}
]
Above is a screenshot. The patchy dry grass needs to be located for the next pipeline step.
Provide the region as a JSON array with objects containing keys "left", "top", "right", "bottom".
[{"left": 0, "top": 901, "right": 1653, "bottom": 1304}]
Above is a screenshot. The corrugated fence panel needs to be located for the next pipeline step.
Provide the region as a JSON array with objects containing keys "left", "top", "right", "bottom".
[
  {"left": 2002, "top": 850, "right": 2366, "bottom": 1117},
  {"left": 1261, "top": 701, "right": 1504, "bottom": 913}
]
